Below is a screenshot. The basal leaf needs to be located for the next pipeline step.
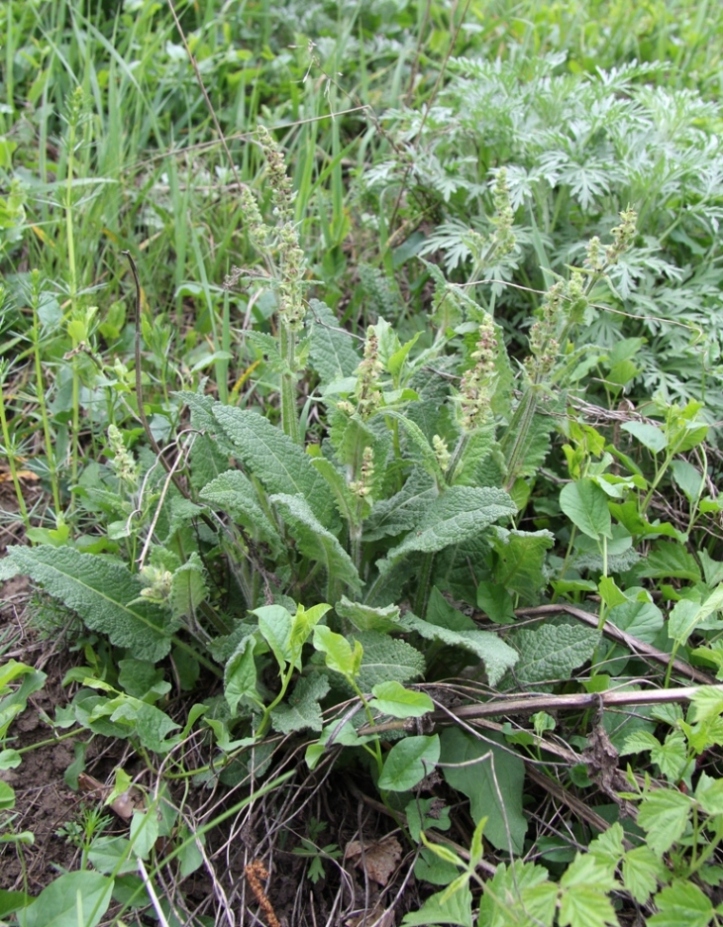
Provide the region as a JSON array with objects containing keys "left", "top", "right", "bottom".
[
  {"left": 364, "top": 468, "right": 437, "bottom": 542},
  {"left": 441, "top": 727, "right": 526, "bottom": 853},
  {"left": 212, "top": 406, "right": 335, "bottom": 526},
  {"left": 271, "top": 493, "right": 362, "bottom": 593},
  {"left": 378, "top": 734, "right": 440, "bottom": 791},
  {"left": 511, "top": 620, "right": 599, "bottom": 687},
  {"left": 384, "top": 486, "right": 516, "bottom": 564},
  {"left": 4, "top": 546, "right": 176, "bottom": 662},
  {"left": 401, "top": 611, "right": 517, "bottom": 687},
  {"left": 355, "top": 630, "right": 425, "bottom": 689},
  {"left": 16, "top": 871, "right": 113, "bottom": 927},
  {"left": 199, "top": 469, "right": 282, "bottom": 550},
  {"left": 559, "top": 479, "right": 612, "bottom": 540},
  {"left": 335, "top": 597, "right": 405, "bottom": 633},
  {"left": 224, "top": 635, "right": 260, "bottom": 714},
  {"left": 491, "top": 527, "right": 554, "bottom": 602},
  {"left": 271, "top": 674, "right": 330, "bottom": 734},
  {"left": 308, "top": 299, "right": 360, "bottom": 384}
]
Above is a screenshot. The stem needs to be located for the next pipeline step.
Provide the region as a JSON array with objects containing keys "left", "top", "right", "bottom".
[
  {"left": 0, "top": 369, "right": 29, "bottom": 527},
  {"left": 30, "top": 282, "right": 61, "bottom": 514},
  {"left": 279, "top": 322, "right": 299, "bottom": 444},
  {"left": 413, "top": 552, "right": 435, "bottom": 618}
]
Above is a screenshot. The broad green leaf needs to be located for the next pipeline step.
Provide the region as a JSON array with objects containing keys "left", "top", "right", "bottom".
[
  {"left": 224, "top": 635, "right": 260, "bottom": 714},
  {"left": 363, "top": 468, "right": 437, "bottom": 542},
  {"left": 622, "top": 421, "right": 668, "bottom": 453},
  {"left": 130, "top": 809, "right": 160, "bottom": 860},
  {"left": 107, "top": 698, "right": 181, "bottom": 753},
  {"left": 355, "top": 631, "right": 425, "bottom": 689},
  {"left": 16, "top": 872, "right": 113, "bottom": 927},
  {"left": 476, "top": 581, "right": 515, "bottom": 624},
  {"left": 0, "top": 780, "right": 15, "bottom": 810},
  {"left": 401, "top": 886, "right": 473, "bottom": 926},
  {"left": 637, "top": 788, "right": 693, "bottom": 855},
  {"left": 491, "top": 528, "right": 554, "bottom": 601},
  {"left": 637, "top": 542, "right": 701, "bottom": 582},
  {"left": 384, "top": 486, "right": 516, "bottom": 564},
  {"left": 313, "top": 626, "right": 363, "bottom": 679},
  {"left": 310, "top": 456, "right": 359, "bottom": 525},
  {"left": 199, "top": 469, "right": 281, "bottom": 550},
  {"left": 669, "top": 586, "right": 723, "bottom": 646},
  {"left": 378, "top": 734, "right": 440, "bottom": 791},
  {"left": 170, "top": 553, "right": 208, "bottom": 620},
  {"left": 558, "top": 882, "right": 619, "bottom": 927},
  {"left": 441, "top": 727, "right": 526, "bottom": 853},
  {"left": 413, "top": 848, "right": 461, "bottom": 887},
  {"left": 308, "top": 299, "right": 360, "bottom": 384},
  {"left": 271, "top": 674, "right": 330, "bottom": 734},
  {"left": 648, "top": 882, "right": 714, "bottom": 927},
  {"left": 289, "top": 603, "right": 331, "bottom": 665},
  {"left": 0, "top": 889, "right": 29, "bottom": 920},
  {"left": 622, "top": 846, "right": 667, "bottom": 904},
  {"left": 598, "top": 576, "right": 628, "bottom": 608},
  {"left": 3, "top": 546, "right": 176, "bottom": 662},
  {"left": 511, "top": 621, "right": 599, "bottom": 688},
  {"left": 212, "top": 406, "right": 335, "bottom": 526},
  {"left": 335, "top": 597, "right": 405, "bottom": 633},
  {"left": 559, "top": 479, "right": 612, "bottom": 540},
  {"left": 670, "top": 460, "right": 704, "bottom": 504},
  {"left": 271, "top": 493, "right": 362, "bottom": 593},
  {"left": 254, "top": 605, "right": 293, "bottom": 671},
  {"left": 400, "top": 612, "right": 517, "bottom": 687},
  {"left": 370, "top": 681, "right": 433, "bottom": 718},
  {"left": 694, "top": 771, "right": 723, "bottom": 816},
  {"left": 608, "top": 600, "right": 664, "bottom": 644}
]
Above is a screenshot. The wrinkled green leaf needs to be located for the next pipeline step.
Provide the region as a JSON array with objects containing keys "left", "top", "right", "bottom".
[
  {"left": 3, "top": 546, "right": 176, "bottom": 662},
  {"left": 379, "top": 734, "right": 440, "bottom": 791}
]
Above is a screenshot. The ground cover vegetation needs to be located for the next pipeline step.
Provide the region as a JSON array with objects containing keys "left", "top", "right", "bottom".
[{"left": 2, "top": 0, "right": 723, "bottom": 924}]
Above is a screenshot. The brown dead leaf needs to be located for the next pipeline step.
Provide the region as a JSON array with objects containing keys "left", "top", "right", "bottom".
[{"left": 344, "top": 835, "right": 403, "bottom": 887}]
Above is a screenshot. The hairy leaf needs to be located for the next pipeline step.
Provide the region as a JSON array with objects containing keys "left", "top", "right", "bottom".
[
  {"left": 383, "top": 486, "right": 515, "bottom": 565},
  {"left": 355, "top": 631, "right": 425, "bottom": 689},
  {"left": 364, "top": 468, "right": 438, "bottom": 542},
  {"left": 4, "top": 546, "right": 176, "bottom": 662},
  {"left": 271, "top": 493, "right": 362, "bottom": 593},
  {"left": 511, "top": 620, "right": 599, "bottom": 687},
  {"left": 491, "top": 527, "right": 554, "bottom": 602},
  {"left": 199, "top": 470, "right": 281, "bottom": 550},
  {"left": 308, "top": 299, "right": 360, "bottom": 384},
  {"left": 271, "top": 674, "right": 330, "bottom": 734},
  {"left": 212, "top": 406, "right": 335, "bottom": 526},
  {"left": 401, "top": 611, "right": 517, "bottom": 687}
]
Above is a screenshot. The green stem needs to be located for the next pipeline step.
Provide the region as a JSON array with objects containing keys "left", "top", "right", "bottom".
[
  {"left": 413, "top": 552, "right": 435, "bottom": 618},
  {"left": 0, "top": 369, "right": 29, "bottom": 528},
  {"left": 279, "top": 322, "right": 299, "bottom": 444}
]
